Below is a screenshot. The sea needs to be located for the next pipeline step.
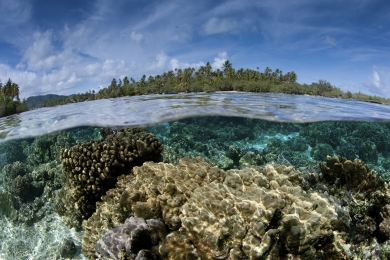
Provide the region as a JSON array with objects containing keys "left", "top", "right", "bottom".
[{"left": 1, "top": 92, "right": 390, "bottom": 259}]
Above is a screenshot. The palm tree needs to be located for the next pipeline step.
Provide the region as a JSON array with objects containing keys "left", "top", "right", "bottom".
[
  {"left": 205, "top": 62, "right": 212, "bottom": 77},
  {"left": 264, "top": 67, "right": 272, "bottom": 80},
  {"left": 236, "top": 68, "right": 244, "bottom": 79},
  {"left": 222, "top": 60, "right": 233, "bottom": 78},
  {"left": 11, "top": 82, "right": 20, "bottom": 102},
  {"left": 2, "top": 79, "right": 13, "bottom": 99},
  {"left": 290, "top": 71, "right": 297, "bottom": 83}
]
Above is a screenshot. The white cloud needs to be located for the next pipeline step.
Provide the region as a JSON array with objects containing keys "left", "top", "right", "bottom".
[
  {"left": 22, "top": 31, "right": 58, "bottom": 71},
  {"left": 370, "top": 71, "right": 381, "bottom": 88},
  {"left": 356, "top": 66, "right": 390, "bottom": 97},
  {"left": 148, "top": 52, "right": 170, "bottom": 71},
  {"left": 368, "top": 67, "right": 389, "bottom": 92},
  {"left": 62, "top": 24, "right": 92, "bottom": 51},
  {"left": 169, "top": 58, "right": 204, "bottom": 71},
  {"left": 83, "top": 63, "right": 101, "bottom": 77},
  {"left": 131, "top": 31, "right": 144, "bottom": 43},
  {"left": 203, "top": 17, "right": 238, "bottom": 35},
  {"left": 212, "top": 52, "right": 228, "bottom": 70},
  {"left": 170, "top": 59, "right": 179, "bottom": 70},
  {"left": 148, "top": 51, "right": 228, "bottom": 74},
  {"left": 101, "top": 59, "right": 128, "bottom": 79},
  {"left": 0, "top": 63, "right": 38, "bottom": 97}
]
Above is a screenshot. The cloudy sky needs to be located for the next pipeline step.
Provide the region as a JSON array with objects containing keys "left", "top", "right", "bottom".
[{"left": 0, "top": 0, "right": 389, "bottom": 98}]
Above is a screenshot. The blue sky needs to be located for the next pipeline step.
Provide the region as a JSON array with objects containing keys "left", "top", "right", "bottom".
[{"left": 0, "top": 0, "right": 389, "bottom": 98}]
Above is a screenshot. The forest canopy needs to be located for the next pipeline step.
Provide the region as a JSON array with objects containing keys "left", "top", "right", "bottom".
[
  {"left": 38, "top": 61, "right": 389, "bottom": 108},
  {"left": 2, "top": 61, "right": 390, "bottom": 116},
  {"left": 0, "top": 78, "right": 27, "bottom": 117}
]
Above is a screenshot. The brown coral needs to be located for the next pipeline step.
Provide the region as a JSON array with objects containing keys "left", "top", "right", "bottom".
[
  {"left": 82, "top": 157, "right": 341, "bottom": 259},
  {"left": 319, "top": 155, "right": 385, "bottom": 196},
  {"left": 319, "top": 155, "right": 390, "bottom": 246},
  {"left": 2, "top": 161, "right": 28, "bottom": 188},
  {"left": 11, "top": 175, "right": 30, "bottom": 201},
  {"left": 55, "top": 128, "right": 163, "bottom": 229}
]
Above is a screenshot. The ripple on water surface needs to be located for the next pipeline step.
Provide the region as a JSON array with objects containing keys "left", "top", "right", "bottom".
[{"left": 1, "top": 92, "right": 390, "bottom": 141}]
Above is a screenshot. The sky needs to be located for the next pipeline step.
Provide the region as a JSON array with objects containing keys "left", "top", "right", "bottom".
[{"left": 0, "top": 0, "right": 389, "bottom": 99}]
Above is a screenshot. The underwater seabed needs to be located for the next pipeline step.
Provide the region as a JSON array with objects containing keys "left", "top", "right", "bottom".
[{"left": 2, "top": 117, "right": 390, "bottom": 259}]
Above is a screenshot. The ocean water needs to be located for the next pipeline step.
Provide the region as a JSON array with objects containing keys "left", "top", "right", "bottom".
[{"left": 1, "top": 92, "right": 390, "bottom": 259}]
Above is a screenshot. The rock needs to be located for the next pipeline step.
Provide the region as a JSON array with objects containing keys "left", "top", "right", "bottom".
[
  {"left": 59, "top": 238, "right": 76, "bottom": 258},
  {"left": 95, "top": 217, "right": 167, "bottom": 260}
]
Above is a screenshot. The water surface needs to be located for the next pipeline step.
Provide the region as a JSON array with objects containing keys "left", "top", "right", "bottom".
[{"left": 1, "top": 92, "right": 390, "bottom": 142}]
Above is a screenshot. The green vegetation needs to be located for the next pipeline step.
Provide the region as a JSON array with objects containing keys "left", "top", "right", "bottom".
[
  {"left": 3, "top": 61, "right": 390, "bottom": 115},
  {"left": 39, "top": 61, "right": 390, "bottom": 108},
  {"left": 26, "top": 94, "right": 68, "bottom": 110},
  {"left": 0, "top": 79, "right": 27, "bottom": 118}
]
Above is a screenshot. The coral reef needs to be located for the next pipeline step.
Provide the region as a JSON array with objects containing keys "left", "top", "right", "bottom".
[
  {"left": 225, "top": 145, "right": 243, "bottom": 166},
  {"left": 263, "top": 137, "right": 288, "bottom": 155},
  {"left": 179, "top": 164, "right": 336, "bottom": 259},
  {"left": 59, "top": 237, "right": 77, "bottom": 258},
  {"left": 1, "top": 160, "right": 63, "bottom": 225},
  {"left": 82, "top": 157, "right": 344, "bottom": 259},
  {"left": 2, "top": 161, "right": 36, "bottom": 203},
  {"left": 22, "top": 127, "right": 100, "bottom": 167},
  {"left": 2, "top": 161, "right": 29, "bottom": 188},
  {"left": 23, "top": 133, "right": 68, "bottom": 166},
  {"left": 5, "top": 117, "right": 390, "bottom": 259},
  {"left": 285, "top": 135, "right": 308, "bottom": 152},
  {"left": 81, "top": 173, "right": 131, "bottom": 258},
  {"left": 301, "top": 121, "right": 390, "bottom": 164},
  {"left": 0, "top": 139, "right": 27, "bottom": 170},
  {"left": 55, "top": 128, "right": 163, "bottom": 229},
  {"left": 239, "top": 150, "right": 265, "bottom": 168},
  {"left": 319, "top": 155, "right": 390, "bottom": 254},
  {"left": 95, "top": 217, "right": 167, "bottom": 259},
  {"left": 319, "top": 155, "right": 385, "bottom": 195},
  {"left": 159, "top": 231, "right": 201, "bottom": 260},
  {"left": 11, "top": 175, "right": 30, "bottom": 201},
  {"left": 311, "top": 143, "right": 334, "bottom": 161},
  {"left": 0, "top": 190, "right": 18, "bottom": 221}
]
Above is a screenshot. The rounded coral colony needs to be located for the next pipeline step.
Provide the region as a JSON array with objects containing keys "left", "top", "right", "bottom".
[{"left": 55, "top": 128, "right": 163, "bottom": 229}]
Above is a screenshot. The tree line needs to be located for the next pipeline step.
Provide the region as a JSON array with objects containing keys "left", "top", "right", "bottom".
[
  {"left": 0, "top": 79, "right": 27, "bottom": 117},
  {"left": 38, "top": 61, "right": 301, "bottom": 107},
  {"left": 2, "top": 60, "right": 390, "bottom": 115},
  {"left": 40, "top": 61, "right": 390, "bottom": 107}
]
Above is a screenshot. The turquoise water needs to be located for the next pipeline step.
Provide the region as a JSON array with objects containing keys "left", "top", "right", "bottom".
[{"left": 1, "top": 93, "right": 390, "bottom": 259}]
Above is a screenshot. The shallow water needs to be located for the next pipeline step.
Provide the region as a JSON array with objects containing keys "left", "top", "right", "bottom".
[
  {"left": 1, "top": 92, "right": 390, "bottom": 259},
  {"left": 1, "top": 92, "right": 390, "bottom": 142}
]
